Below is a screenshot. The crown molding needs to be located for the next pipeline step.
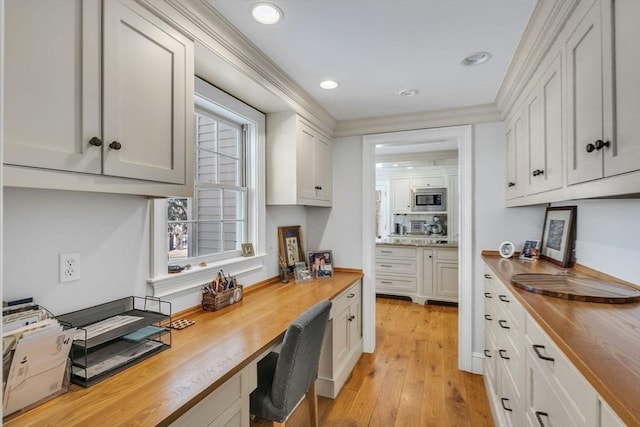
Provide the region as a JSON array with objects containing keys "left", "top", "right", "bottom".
[
  {"left": 495, "top": 0, "right": 579, "bottom": 118},
  {"left": 141, "top": 0, "right": 336, "bottom": 135},
  {"left": 333, "top": 103, "right": 501, "bottom": 138}
]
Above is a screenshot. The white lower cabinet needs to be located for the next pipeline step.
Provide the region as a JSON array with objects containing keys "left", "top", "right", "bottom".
[
  {"left": 170, "top": 364, "right": 257, "bottom": 427},
  {"left": 484, "top": 264, "right": 625, "bottom": 427},
  {"left": 375, "top": 244, "right": 458, "bottom": 304},
  {"left": 318, "top": 280, "right": 363, "bottom": 398}
]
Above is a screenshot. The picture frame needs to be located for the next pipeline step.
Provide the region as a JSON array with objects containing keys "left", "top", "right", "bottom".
[
  {"left": 499, "top": 241, "right": 515, "bottom": 259},
  {"left": 307, "top": 250, "right": 334, "bottom": 279},
  {"left": 294, "top": 266, "right": 314, "bottom": 284},
  {"left": 241, "top": 243, "right": 255, "bottom": 257},
  {"left": 540, "top": 206, "right": 577, "bottom": 267},
  {"left": 519, "top": 239, "right": 540, "bottom": 261},
  {"left": 278, "top": 226, "right": 305, "bottom": 267}
]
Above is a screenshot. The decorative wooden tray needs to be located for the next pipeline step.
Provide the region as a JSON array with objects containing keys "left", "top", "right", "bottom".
[{"left": 510, "top": 273, "right": 640, "bottom": 304}]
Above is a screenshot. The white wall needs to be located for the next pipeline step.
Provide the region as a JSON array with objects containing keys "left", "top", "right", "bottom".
[
  {"left": 2, "top": 187, "right": 308, "bottom": 315},
  {"left": 307, "top": 135, "right": 364, "bottom": 268},
  {"left": 554, "top": 198, "right": 640, "bottom": 284},
  {"left": 3, "top": 188, "right": 151, "bottom": 314}
]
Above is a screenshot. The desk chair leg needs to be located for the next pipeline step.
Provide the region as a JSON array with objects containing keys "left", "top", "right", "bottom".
[{"left": 307, "top": 382, "right": 319, "bottom": 427}]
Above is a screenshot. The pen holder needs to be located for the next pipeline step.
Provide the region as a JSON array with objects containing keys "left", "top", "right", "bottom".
[{"left": 202, "top": 285, "right": 243, "bottom": 311}]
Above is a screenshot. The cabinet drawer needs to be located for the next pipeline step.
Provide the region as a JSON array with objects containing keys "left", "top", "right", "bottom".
[
  {"left": 376, "top": 276, "right": 418, "bottom": 293},
  {"left": 525, "top": 315, "right": 597, "bottom": 425},
  {"left": 375, "top": 259, "right": 417, "bottom": 275},
  {"left": 331, "top": 281, "right": 361, "bottom": 319},
  {"left": 436, "top": 248, "right": 458, "bottom": 261},
  {"left": 375, "top": 246, "right": 416, "bottom": 258}
]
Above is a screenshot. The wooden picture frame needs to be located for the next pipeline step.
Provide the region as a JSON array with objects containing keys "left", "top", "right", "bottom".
[
  {"left": 307, "top": 250, "right": 334, "bottom": 279},
  {"left": 519, "top": 239, "right": 540, "bottom": 261},
  {"left": 540, "top": 206, "right": 577, "bottom": 267},
  {"left": 278, "top": 226, "right": 305, "bottom": 267},
  {"left": 241, "top": 243, "right": 255, "bottom": 257}
]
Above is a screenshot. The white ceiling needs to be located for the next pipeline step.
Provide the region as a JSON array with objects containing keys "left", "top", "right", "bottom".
[{"left": 206, "top": 0, "right": 537, "bottom": 122}]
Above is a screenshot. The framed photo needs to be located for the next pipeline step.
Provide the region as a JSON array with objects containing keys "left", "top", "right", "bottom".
[
  {"left": 278, "top": 226, "right": 305, "bottom": 267},
  {"left": 294, "top": 267, "right": 313, "bottom": 283},
  {"left": 519, "top": 239, "right": 540, "bottom": 261},
  {"left": 241, "top": 243, "right": 255, "bottom": 257},
  {"left": 308, "top": 250, "right": 334, "bottom": 279},
  {"left": 540, "top": 206, "right": 577, "bottom": 267},
  {"left": 499, "top": 241, "right": 515, "bottom": 259}
]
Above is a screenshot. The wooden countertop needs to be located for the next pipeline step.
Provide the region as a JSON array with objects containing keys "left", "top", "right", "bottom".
[
  {"left": 4, "top": 271, "right": 363, "bottom": 427},
  {"left": 482, "top": 253, "right": 640, "bottom": 427}
]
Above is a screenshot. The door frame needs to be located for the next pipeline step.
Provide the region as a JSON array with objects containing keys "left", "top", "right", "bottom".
[{"left": 362, "top": 125, "right": 475, "bottom": 373}]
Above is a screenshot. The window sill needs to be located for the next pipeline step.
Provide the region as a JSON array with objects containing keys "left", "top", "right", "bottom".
[{"left": 147, "top": 253, "right": 268, "bottom": 298}]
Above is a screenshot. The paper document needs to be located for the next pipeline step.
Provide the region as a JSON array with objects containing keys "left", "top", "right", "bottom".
[{"left": 73, "top": 315, "right": 143, "bottom": 341}]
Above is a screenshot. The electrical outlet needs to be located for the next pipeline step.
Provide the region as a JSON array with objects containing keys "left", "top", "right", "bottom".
[{"left": 59, "top": 253, "right": 81, "bottom": 283}]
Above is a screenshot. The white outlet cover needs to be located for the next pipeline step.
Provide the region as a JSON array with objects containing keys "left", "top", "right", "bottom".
[{"left": 59, "top": 253, "right": 80, "bottom": 283}]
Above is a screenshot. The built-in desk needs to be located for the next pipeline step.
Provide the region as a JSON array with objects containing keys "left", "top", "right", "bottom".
[{"left": 4, "top": 271, "right": 363, "bottom": 427}]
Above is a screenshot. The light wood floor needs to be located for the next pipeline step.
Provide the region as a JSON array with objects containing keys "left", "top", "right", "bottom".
[{"left": 252, "top": 296, "right": 494, "bottom": 427}]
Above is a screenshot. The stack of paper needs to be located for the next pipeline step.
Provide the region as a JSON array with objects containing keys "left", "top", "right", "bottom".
[{"left": 2, "top": 315, "right": 75, "bottom": 416}]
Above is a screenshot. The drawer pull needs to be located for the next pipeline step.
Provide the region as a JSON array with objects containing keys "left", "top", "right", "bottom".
[
  {"left": 484, "top": 274, "right": 492, "bottom": 279},
  {"left": 380, "top": 264, "right": 393, "bottom": 268},
  {"left": 484, "top": 292, "right": 493, "bottom": 299},
  {"left": 498, "top": 320, "right": 510, "bottom": 329},
  {"left": 348, "top": 315, "right": 355, "bottom": 321},
  {"left": 535, "top": 411, "right": 549, "bottom": 427},
  {"left": 500, "top": 398, "right": 513, "bottom": 412},
  {"left": 533, "top": 345, "right": 555, "bottom": 362},
  {"left": 484, "top": 349, "right": 492, "bottom": 358},
  {"left": 498, "top": 295, "right": 510, "bottom": 303},
  {"left": 380, "top": 250, "right": 393, "bottom": 253},
  {"left": 498, "top": 349, "right": 510, "bottom": 360},
  {"left": 484, "top": 314, "right": 493, "bottom": 321},
  {"left": 380, "top": 281, "right": 393, "bottom": 284},
  {"left": 347, "top": 293, "right": 355, "bottom": 298}
]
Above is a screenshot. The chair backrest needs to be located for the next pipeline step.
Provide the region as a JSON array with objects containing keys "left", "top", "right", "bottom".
[{"left": 270, "top": 300, "right": 332, "bottom": 412}]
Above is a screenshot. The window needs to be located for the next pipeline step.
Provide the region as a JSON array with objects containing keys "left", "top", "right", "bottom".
[
  {"left": 167, "top": 111, "right": 246, "bottom": 262},
  {"left": 149, "top": 78, "right": 266, "bottom": 296}
]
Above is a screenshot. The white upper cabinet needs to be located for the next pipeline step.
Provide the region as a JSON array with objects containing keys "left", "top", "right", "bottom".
[
  {"left": 4, "top": 0, "right": 102, "bottom": 174},
  {"left": 505, "top": 109, "right": 527, "bottom": 200},
  {"left": 566, "top": 0, "right": 640, "bottom": 186},
  {"left": 102, "top": 0, "right": 187, "bottom": 184},
  {"left": 266, "top": 112, "right": 333, "bottom": 207},
  {"left": 3, "top": 0, "right": 194, "bottom": 196},
  {"left": 526, "top": 52, "right": 563, "bottom": 195},
  {"left": 505, "top": 0, "right": 640, "bottom": 205},
  {"left": 391, "top": 179, "right": 411, "bottom": 213}
]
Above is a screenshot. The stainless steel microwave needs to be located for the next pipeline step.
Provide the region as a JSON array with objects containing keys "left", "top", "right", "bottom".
[{"left": 412, "top": 188, "right": 446, "bottom": 212}]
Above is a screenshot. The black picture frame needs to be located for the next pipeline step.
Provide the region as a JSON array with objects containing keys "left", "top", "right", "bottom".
[{"left": 540, "top": 206, "right": 577, "bottom": 267}]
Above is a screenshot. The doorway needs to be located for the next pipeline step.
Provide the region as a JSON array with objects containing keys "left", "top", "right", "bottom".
[{"left": 361, "top": 125, "right": 475, "bottom": 373}]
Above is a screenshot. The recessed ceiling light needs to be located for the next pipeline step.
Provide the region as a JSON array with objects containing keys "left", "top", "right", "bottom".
[
  {"left": 399, "top": 89, "right": 419, "bottom": 97},
  {"left": 461, "top": 51, "right": 492, "bottom": 66},
  {"left": 406, "top": 166, "right": 414, "bottom": 170},
  {"left": 251, "top": 2, "right": 283, "bottom": 25},
  {"left": 392, "top": 163, "right": 400, "bottom": 167},
  {"left": 320, "top": 80, "right": 339, "bottom": 90}
]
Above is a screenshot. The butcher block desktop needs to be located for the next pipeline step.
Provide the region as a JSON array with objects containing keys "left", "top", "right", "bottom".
[
  {"left": 4, "top": 270, "right": 363, "bottom": 427},
  {"left": 482, "top": 252, "right": 640, "bottom": 426}
]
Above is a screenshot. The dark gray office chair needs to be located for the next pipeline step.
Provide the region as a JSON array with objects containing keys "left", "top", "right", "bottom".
[{"left": 250, "top": 300, "right": 332, "bottom": 427}]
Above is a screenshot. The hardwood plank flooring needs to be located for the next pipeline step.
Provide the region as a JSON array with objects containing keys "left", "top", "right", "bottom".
[{"left": 251, "top": 297, "right": 494, "bottom": 427}]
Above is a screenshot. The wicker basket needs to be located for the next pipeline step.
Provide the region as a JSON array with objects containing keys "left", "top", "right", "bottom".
[{"left": 202, "top": 285, "right": 243, "bottom": 311}]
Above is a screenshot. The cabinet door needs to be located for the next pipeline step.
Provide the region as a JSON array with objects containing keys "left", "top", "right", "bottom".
[
  {"left": 348, "top": 299, "right": 361, "bottom": 351},
  {"left": 505, "top": 110, "right": 526, "bottom": 199},
  {"left": 434, "top": 261, "right": 458, "bottom": 301},
  {"left": 605, "top": 0, "right": 640, "bottom": 177},
  {"left": 566, "top": 0, "right": 606, "bottom": 185},
  {"left": 447, "top": 175, "right": 458, "bottom": 240},
  {"left": 391, "top": 179, "right": 411, "bottom": 212},
  {"left": 422, "top": 249, "right": 434, "bottom": 296},
  {"left": 102, "top": 0, "right": 188, "bottom": 184},
  {"left": 296, "top": 121, "right": 317, "bottom": 201},
  {"left": 3, "top": 0, "right": 102, "bottom": 173},
  {"left": 527, "top": 53, "right": 563, "bottom": 195},
  {"left": 314, "top": 133, "right": 332, "bottom": 202}
]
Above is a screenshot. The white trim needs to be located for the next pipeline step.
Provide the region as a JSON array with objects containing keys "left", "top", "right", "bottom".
[
  {"left": 336, "top": 104, "right": 499, "bottom": 138},
  {"left": 148, "top": 253, "right": 267, "bottom": 298},
  {"left": 472, "top": 351, "right": 485, "bottom": 374},
  {"left": 363, "top": 125, "right": 474, "bottom": 372}
]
